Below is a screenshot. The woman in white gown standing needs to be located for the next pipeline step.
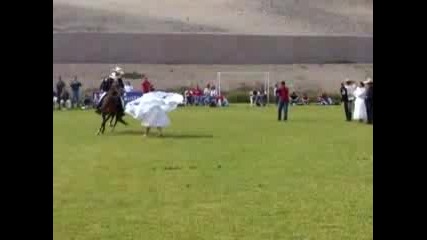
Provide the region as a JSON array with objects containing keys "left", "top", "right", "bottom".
[
  {"left": 352, "top": 81, "right": 368, "bottom": 122},
  {"left": 125, "top": 91, "right": 184, "bottom": 136}
]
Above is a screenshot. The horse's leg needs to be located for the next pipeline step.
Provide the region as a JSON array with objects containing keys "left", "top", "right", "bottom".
[
  {"left": 157, "top": 127, "right": 163, "bottom": 137},
  {"left": 102, "top": 114, "right": 112, "bottom": 134},
  {"left": 109, "top": 115, "right": 115, "bottom": 127},
  {"left": 97, "top": 113, "right": 107, "bottom": 135},
  {"left": 111, "top": 114, "right": 119, "bottom": 132}
]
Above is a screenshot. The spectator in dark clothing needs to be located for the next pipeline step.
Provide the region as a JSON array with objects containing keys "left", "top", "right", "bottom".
[
  {"left": 70, "top": 76, "right": 82, "bottom": 108},
  {"left": 340, "top": 83, "right": 351, "bottom": 121},
  {"left": 60, "top": 89, "right": 70, "bottom": 109},
  {"left": 277, "top": 81, "right": 290, "bottom": 121},
  {"left": 56, "top": 76, "right": 65, "bottom": 109},
  {"left": 62, "top": 90, "right": 70, "bottom": 101},
  {"left": 290, "top": 92, "right": 299, "bottom": 105},
  {"left": 364, "top": 78, "right": 373, "bottom": 124},
  {"left": 82, "top": 94, "right": 92, "bottom": 109}
]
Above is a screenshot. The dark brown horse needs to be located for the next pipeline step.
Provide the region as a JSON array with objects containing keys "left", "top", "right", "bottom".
[{"left": 96, "top": 84, "right": 127, "bottom": 135}]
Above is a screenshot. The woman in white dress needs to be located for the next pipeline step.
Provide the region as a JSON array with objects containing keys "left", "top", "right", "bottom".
[
  {"left": 125, "top": 91, "right": 184, "bottom": 136},
  {"left": 352, "top": 81, "right": 368, "bottom": 122}
]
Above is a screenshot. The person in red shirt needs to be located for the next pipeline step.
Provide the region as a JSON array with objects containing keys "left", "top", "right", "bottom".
[
  {"left": 193, "top": 85, "right": 202, "bottom": 105},
  {"left": 278, "top": 81, "right": 290, "bottom": 121},
  {"left": 141, "top": 75, "right": 152, "bottom": 94}
]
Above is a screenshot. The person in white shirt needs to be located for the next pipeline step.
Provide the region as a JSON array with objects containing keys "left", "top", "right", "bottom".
[
  {"left": 124, "top": 81, "right": 134, "bottom": 93},
  {"left": 203, "top": 85, "right": 210, "bottom": 96},
  {"left": 353, "top": 81, "right": 368, "bottom": 122},
  {"left": 210, "top": 87, "right": 218, "bottom": 97},
  {"left": 202, "top": 84, "right": 211, "bottom": 105}
]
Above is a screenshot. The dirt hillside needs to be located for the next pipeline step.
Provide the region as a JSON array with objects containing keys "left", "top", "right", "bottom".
[{"left": 53, "top": 0, "right": 372, "bottom": 35}]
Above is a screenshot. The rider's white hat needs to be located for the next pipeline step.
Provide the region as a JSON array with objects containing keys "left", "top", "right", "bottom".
[
  {"left": 112, "top": 66, "right": 124, "bottom": 75},
  {"left": 109, "top": 72, "right": 118, "bottom": 80},
  {"left": 363, "top": 78, "right": 373, "bottom": 84}
]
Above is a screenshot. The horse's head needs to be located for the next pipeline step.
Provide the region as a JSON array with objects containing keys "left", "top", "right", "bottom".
[{"left": 108, "top": 83, "right": 121, "bottom": 96}]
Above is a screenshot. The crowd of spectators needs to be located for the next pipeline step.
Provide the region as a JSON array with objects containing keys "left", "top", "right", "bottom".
[{"left": 183, "top": 84, "right": 229, "bottom": 107}]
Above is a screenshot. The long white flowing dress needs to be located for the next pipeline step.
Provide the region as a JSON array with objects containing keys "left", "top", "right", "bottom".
[
  {"left": 125, "top": 91, "right": 184, "bottom": 127},
  {"left": 352, "top": 87, "right": 367, "bottom": 121}
]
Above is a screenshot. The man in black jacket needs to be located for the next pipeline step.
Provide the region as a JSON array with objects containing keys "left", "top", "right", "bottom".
[
  {"left": 365, "top": 78, "right": 373, "bottom": 124},
  {"left": 340, "top": 82, "right": 351, "bottom": 121},
  {"left": 95, "top": 66, "right": 126, "bottom": 116},
  {"left": 56, "top": 76, "right": 65, "bottom": 110}
]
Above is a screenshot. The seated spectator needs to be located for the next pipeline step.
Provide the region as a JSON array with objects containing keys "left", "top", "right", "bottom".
[
  {"left": 290, "top": 92, "right": 299, "bottom": 105},
  {"left": 317, "top": 93, "right": 332, "bottom": 105},
  {"left": 184, "top": 90, "right": 189, "bottom": 105},
  {"left": 199, "top": 84, "right": 210, "bottom": 106},
  {"left": 222, "top": 97, "right": 229, "bottom": 107},
  {"left": 193, "top": 85, "right": 202, "bottom": 105},
  {"left": 255, "top": 90, "right": 266, "bottom": 107},
  {"left": 81, "top": 94, "right": 93, "bottom": 110},
  {"left": 124, "top": 81, "right": 134, "bottom": 92},
  {"left": 61, "top": 90, "right": 72, "bottom": 109},
  {"left": 301, "top": 93, "right": 309, "bottom": 105},
  {"left": 216, "top": 95, "right": 229, "bottom": 107},
  {"left": 184, "top": 89, "right": 195, "bottom": 106},
  {"left": 261, "top": 90, "right": 267, "bottom": 106}
]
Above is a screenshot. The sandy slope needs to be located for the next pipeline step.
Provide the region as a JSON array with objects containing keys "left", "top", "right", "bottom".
[
  {"left": 53, "top": 64, "right": 373, "bottom": 93},
  {"left": 53, "top": 0, "right": 373, "bottom": 35}
]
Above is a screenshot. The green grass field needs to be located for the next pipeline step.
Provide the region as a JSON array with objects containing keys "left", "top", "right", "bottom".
[{"left": 53, "top": 105, "right": 373, "bottom": 240}]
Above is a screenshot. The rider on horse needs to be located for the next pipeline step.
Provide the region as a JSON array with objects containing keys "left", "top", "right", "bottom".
[{"left": 96, "top": 66, "right": 126, "bottom": 117}]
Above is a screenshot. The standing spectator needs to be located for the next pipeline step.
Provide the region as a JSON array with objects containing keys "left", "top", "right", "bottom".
[
  {"left": 364, "top": 78, "right": 373, "bottom": 124},
  {"left": 70, "top": 76, "right": 82, "bottom": 108},
  {"left": 209, "top": 85, "right": 218, "bottom": 106},
  {"left": 352, "top": 82, "right": 368, "bottom": 122},
  {"left": 141, "top": 75, "right": 152, "bottom": 94},
  {"left": 124, "top": 81, "right": 134, "bottom": 92},
  {"left": 340, "top": 82, "right": 351, "bottom": 121},
  {"left": 273, "top": 84, "right": 280, "bottom": 105},
  {"left": 53, "top": 90, "right": 57, "bottom": 109},
  {"left": 277, "top": 81, "right": 290, "bottom": 121},
  {"left": 344, "top": 79, "right": 356, "bottom": 116},
  {"left": 251, "top": 90, "right": 258, "bottom": 106},
  {"left": 56, "top": 76, "right": 65, "bottom": 110}
]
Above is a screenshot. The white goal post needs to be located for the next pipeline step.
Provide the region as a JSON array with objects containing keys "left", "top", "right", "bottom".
[{"left": 216, "top": 71, "right": 271, "bottom": 104}]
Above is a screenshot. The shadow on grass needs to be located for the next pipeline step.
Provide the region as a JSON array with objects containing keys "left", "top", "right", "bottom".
[{"left": 111, "top": 129, "right": 213, "bottom": 139}]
